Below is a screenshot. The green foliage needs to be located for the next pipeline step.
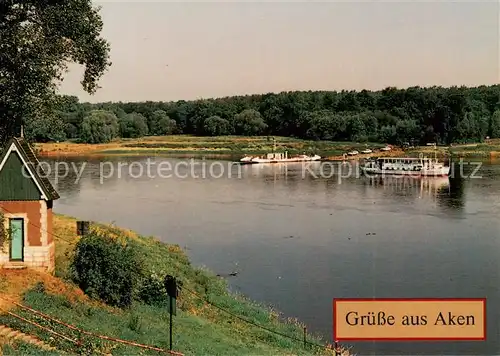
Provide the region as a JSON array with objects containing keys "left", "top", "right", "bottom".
[
  {"left": 24, "top": 112, "right": 67, "bottom": 143},
  {"left": 46, "top": 85, "right": 500, "bottom": 145},
  {"left": 127, "top": 314, "right": 142, "bottom": 333},
  {"left": 233, "top": 109, "right": 267, "bottom": 135},
  {"left": 119, "top": 112, "right": 149, "bottom": 138},
  {"left": 149, "top": 110, "right": 177, "bottom": 135},
  {"left": 80, "top": 110, "right": 119, "bottom": 143},
  {"left": 490, "top": 110, "right": 500, "bottom": 138},
  {"left": 0, "top": 210, "right": 10, "bottom": 252},
  {"left": 137, "top": 271, "right": 170, "bottom": 307},
  {"left": 72, "top": 85, "right": 500, "bottom": 144},
  {"left": 1, "top": 340, "right": 62, "bottom": 356},
  {"left": 203, "top": 116, "right": 232, "bottom": 136},
  {"left": 0, "top": 1, "right": 110, "bottom": 145},
  {"left": 70, "top": 231, "right": 143, "bottom": 308},
  {"left": 395, "top": 119, "right": 420, "bottom": 144}
]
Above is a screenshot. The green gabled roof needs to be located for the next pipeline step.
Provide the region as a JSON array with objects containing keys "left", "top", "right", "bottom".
[{"left": 0, "top": 137, "right": 60, "bottom": 201}]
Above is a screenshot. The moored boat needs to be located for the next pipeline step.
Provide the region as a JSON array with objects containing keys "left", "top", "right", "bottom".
[
  {"left": 239, "top": 137, "right": 321, "bottom": 164},
  {"left": 360, "top": 156, "right": 450, "bottom": 176},
  {"left": 240, "top": 152, "right": 321, "bottom": 164}
]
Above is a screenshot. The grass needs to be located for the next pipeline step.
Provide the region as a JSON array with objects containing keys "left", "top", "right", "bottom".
[
  {"left": 35, "top": 135, "right": 385, "bottom": 159},
  {"left": 0, "top": 215, "right": 344, "bottom": 356},
  {"left": 35, "top": 135, "right": 500, "bottom": 161},
  {"left": 0, "top": 340, "right": 61, "bottom": 356}
]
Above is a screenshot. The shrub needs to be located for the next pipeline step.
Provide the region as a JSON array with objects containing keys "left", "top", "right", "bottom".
[
  {"left": 0, "top": 210, "right": 13, "bottom": 253},
  {"left": 137, "top": 271, "right": 168, "bottom": 306},
  {"left": 70, "top": 231, "right": 143, "bottom": 308},
  {"left": 127, "top": 314, "right": 142, "bottom": 332}
]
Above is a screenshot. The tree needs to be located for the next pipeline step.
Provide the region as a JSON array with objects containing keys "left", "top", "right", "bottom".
[
  {"left": 233, "top": 109, "right": 267, "bottom": 135},
  {"left": 305, "top": 110, "right": 336, "bottom": 140},
  {"left": 80, "top": 110, "right": 118, "bottom": 143},
  {"left": 25, "top": 112, "right": 67, "bottom": 143},
  {"left": 0, "top": 1, "right": 110, "bottom": 145},
  {"left": 346, "top": 114, "right": 367, "bottom": 142},
  {"left": 203, "top": 116, "right": 232, "bottom": 136},
  {"left": 149, "top": 110, "right": 176, "bottom": 135},
  {"left": 395, "top": 119, "right": 420, "bottom": 144},
  {"left": 490, "top": 110, "right": 500, "bottom": 138},
  {"left": 305, "top": 111, "right": 346, "bottom": 141},
  {"left": 22, "top": 84, "right": 500, "bottom": 144},
  {"left": 379, "top": 125, "right": 397, "bottom": 143},
  {"left": 119, "top": 112, "right": 149, "bottom": 138},
  {"left": 157, "top": 116, "right": 177, "bottom": 136}
]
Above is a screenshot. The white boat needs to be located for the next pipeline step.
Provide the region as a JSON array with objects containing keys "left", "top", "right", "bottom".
[
  {"left": 361, "top": 149, "right": 372, "bottom": 154},
  {"left": 360, "top": 156, "right": 450, "bottom": 176},
  {"left": 239, "top": 137, "right": 321, "bottom": 164},
  {"left": 240, "top": 156, "right": 254, "bottom": 163},
  {"left": 240, "top": 152, "right": 321, "bottom": 164},
  {"left": 380, "top": 146, "right": 392, "bottom": 151},
  {"left": 347, "top": 150, "right": 359, "bottom": 156}
]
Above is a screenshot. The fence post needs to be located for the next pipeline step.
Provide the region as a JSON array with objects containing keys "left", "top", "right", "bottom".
[
  {"left": 164, "top": 275, "right": 177, "bottom": 351},
  {"left": 169, "top": 296, "right": 173, "bottom": 350},
  {"left": 303, "top": 327, "right": 306, "bottom": 348},
  {"left": 334, "top": 340, "right": 340, "bottom": 356}
]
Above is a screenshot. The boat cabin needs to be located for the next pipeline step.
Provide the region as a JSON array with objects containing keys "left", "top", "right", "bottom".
[
  {"left": 365, "top": 157, "right": 440, "bottom": 171},
  {"left": 266, "top": 152, "right": 288, "bottom": 160}
]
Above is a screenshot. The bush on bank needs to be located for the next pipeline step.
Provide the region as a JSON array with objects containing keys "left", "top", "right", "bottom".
[
  {"left": 70, "top": 231, "right": 144, "bottom": 308},
  {"left": 70, "top": 229, "right": 179, "bottom": 309}
]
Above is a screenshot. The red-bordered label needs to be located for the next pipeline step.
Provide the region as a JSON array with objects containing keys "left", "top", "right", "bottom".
[{"left": 333, "top": 298, "right": 486, "bottom": 341}]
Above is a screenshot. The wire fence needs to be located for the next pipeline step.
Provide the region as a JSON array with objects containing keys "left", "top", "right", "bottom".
[
  {"left": 0, "top": 297, "right": 184, "bottom": 355},
  {"left": 179, "top": 285, "right": 350, "bottom": 355}
]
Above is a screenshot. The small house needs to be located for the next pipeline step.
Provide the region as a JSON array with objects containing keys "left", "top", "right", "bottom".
[{"left": 0, "top": 138, "right": 59, "bottom": 272}]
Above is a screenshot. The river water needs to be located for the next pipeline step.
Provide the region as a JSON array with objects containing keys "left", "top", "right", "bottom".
[{"left": 42, "top": 156, "right": 499, "bottom": 356}]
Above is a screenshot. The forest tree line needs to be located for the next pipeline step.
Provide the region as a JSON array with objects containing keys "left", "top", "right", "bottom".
[{"left": 26, "top": 85, "right": 500, "bottom": 145}]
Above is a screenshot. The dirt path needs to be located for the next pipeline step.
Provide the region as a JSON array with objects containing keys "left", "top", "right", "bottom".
[{"left": 0, "top": 324, "right": 57, "bottom": 352}]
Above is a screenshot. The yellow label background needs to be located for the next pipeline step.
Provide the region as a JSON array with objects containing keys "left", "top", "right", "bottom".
[{"left": 335, "top": 300, "right": 485, "bottom": 339}]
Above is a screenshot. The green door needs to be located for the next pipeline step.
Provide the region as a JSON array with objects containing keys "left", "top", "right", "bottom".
[{"left": 9, "top": 219, "right": 24, "bottom": 261}]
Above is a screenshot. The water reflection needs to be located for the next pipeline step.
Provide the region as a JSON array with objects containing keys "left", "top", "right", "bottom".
[
  {"left": 240, "top": 162, "right": 465, "bottom": 214},
  {"left": 364, "top": 175, "right": 450, "bottom": 194},
  {"left": 439, "top": 175, "right": 465, "bottom": 210},
  {"left": 43, "top": 158, "right": 468, "bottom": 216}
]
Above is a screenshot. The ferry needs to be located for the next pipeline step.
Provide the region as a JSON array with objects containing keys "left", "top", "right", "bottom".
[
  {"left": 240, "top": 152, "right": 321, "bottom": 164},
  {"left": 360, "top": 156, "right": 450, "bottom": 176},
  {"left": 239, "top": 137, "right": 321, "bottom": 164}
]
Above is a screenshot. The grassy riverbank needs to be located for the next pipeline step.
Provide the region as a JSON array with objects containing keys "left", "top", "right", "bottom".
[
  {"left": 0, "top": 215, "right": 346, "bottom": 356},
  {"left": 35, "top": 135, "right": 500, "bottom": 161},
  {"left": 35, "top": 135, "right": 384, "bottom": 159}
]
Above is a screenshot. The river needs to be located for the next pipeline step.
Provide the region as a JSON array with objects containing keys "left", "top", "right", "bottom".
[{"left": 42, "top": 156, "right": 499, "bottom": 356}]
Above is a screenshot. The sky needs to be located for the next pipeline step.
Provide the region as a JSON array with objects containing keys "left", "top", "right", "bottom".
[{"left": 58, "top": 1, "right": 500, "bottom": 103}]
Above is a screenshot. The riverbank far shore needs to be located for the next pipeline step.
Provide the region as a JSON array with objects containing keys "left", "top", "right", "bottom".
[
  {"left": 0, "top": 214, "right": 349, "bottom": 356},
  {"left": 35, "top": 136, "right": 500, "bottom": 160},
  {"left": 35, "top": 135, "right": 383, "bottom": 158}
]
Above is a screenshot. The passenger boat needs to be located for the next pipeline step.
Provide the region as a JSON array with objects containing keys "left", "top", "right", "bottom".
[{"left": 360, "top": 156, "right": 450, "bottom": 176}]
